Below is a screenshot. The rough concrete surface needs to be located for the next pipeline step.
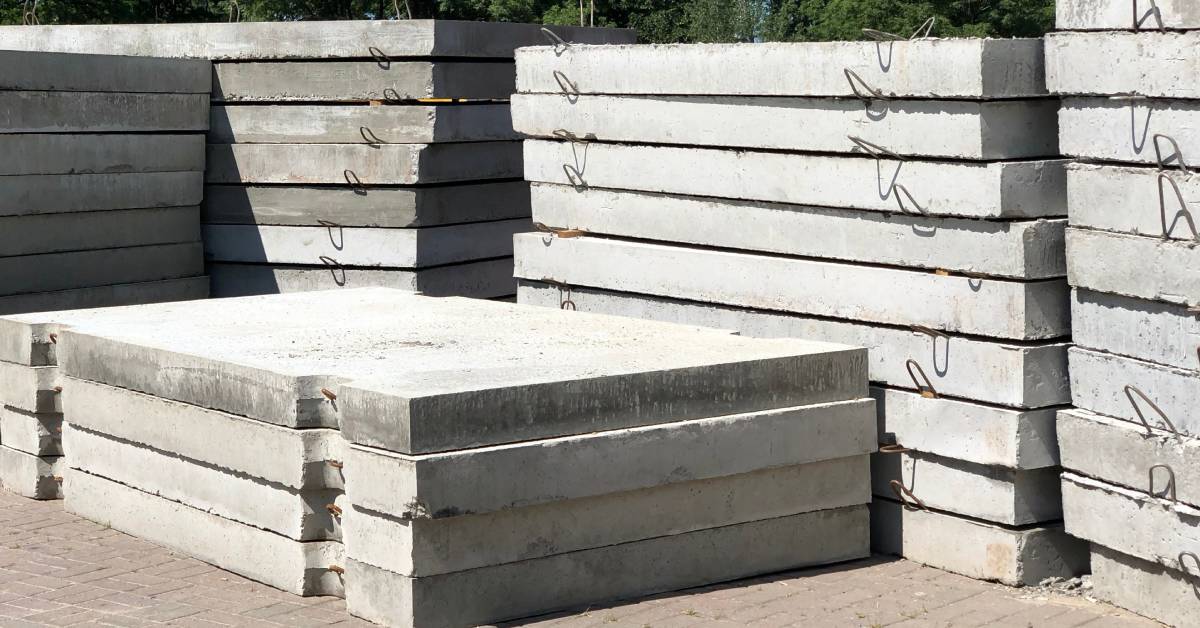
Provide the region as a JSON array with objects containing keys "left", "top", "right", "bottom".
[
  {"left": 0, "top": 362, "right": 60, "bottom": 414},
  {"left": 0, "top": 207, "right": 199, "bottom": 259},
  {"left": 1046, "top": 31, "right": 1200, "bottom": 97},
  {"left": 0, "top": 406, "right": 61, "bottom": 456},
  {"left": 1091, "top": 543, "right": 1200, "bottom": 628},
  {"left": 0, "top": 134, "right": 204, "bottom": 176},
  {"left": 1067, "top": 227, "right": 1200, "bottom": 306},
  {"left": 0, "top": 49, "right": 210, "bottom": 93},
  {"left": 1067, "top": 162, "right": 1200, "bottom": 242},
  {"left": 0, "top": 276, "right": 208, "bottom": 318},
  {"left": 524, "top": 140, "right": 1069, "bottom": 219},
  {"left": 1069, "top": 346, "right": 1200, "bottom": 437},
  {"left": 530, "top": 183, "right": 1067, "bottom": 279},
  {"left": 1057, "top": 0, "right": 1200, "bottom": 29},
  {"left": 212, "top": 62, "right": 515, "bottom": 102},
  {"left": 210, "top": 103, "right": 514, "bottom": 144},
  {"left": 0, "top": 242, "right": 203, "bottom": 297},
  {"left": 207, "top": 259, "right": 517, "bottom": 300},
  {"left": 1072, "top": 289, "right": 1200, "bottom": 371},
  {"left": 0, "top": 171, "right": 203, "bottom": 217},
  {"left": 0, "top": 92, "right": 208, "bottom": 133},
  {"left": 0, "top": 445, "right": 62, "bottom": 500},
  {"left": 1060, "top": 97, "right": 1200, "bottom": 164}
]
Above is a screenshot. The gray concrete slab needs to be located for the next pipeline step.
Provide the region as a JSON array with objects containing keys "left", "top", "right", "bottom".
[
  {"left": 0, "top": 445, "right": 61, "bottom": 500},
  {"left": 201, "top": 220, "right": 527, "bottom": 267},
  {"left": 872, "top": 387, "right": 1059, "bottom": 470},
  {"left": 0, "top": 135, "right": 204, "bottom": 176},
  {"left": 345, "top": 399, "right": 874, "bottom": 519},
  {"left": 0, "top": 207, "right": 199, "bottom": 258},
  {"left": 64, "top": 377, "right": 342, "bottom": 491},
  {"left": 1046, "top": 31, "right": 1200, "bottom": 97},
  {"left": 514, "top": 234, "right": 1070, "bottom": 340},
  {"left": 870, "top": 499, "right": 1087, "bottom": 586},
  {"left": 872, "top": 451, "right": 1062, "bottom": 525},
  {"left": 206, "top": 142, "right": 522, "bottom": 185},
  {"left": 345, "top": 505, "right": 869, "bottom": 628},
  {"left": 1067, "top": 163, "right": 1200, "bottom": 242},
  {"left": 517, "top": 281, "right": 1070, "bottom": 408},
  {"left": 515, "top": 39, "right": 1046, "bottom": 98},
  {"left": 0, "top": 171, "right": 203, "bottom": 217},
  {"left": 210, "top": 104, "right": 513, "bottom": 144},
  {"left": 1090, "top": 543, "right": 1200, "bottom": 628},
  {"left": 0, "top": 276, "right": 208, "bottom": 318},
  {"left": 0, "top": 50, "right": 209, "bottom": 93},
  {"left": 524, "top": 140, "right": 1068, "bottom": 219},
  {"left": 1060, "top": 97, "right": 1200, "bottom": 165},
  {"left": 1067, "top": 228, "right": 1200, "bottom": 306},
  {"left": 1069, "top": 346, "right": 1200, "bottom": 437},
  {"left": 0, "top": 362, "right": 59, "bottom": 413},
  {"left": 201, "top": 182, "right": 530, "bottom": 228},
  {"left": 531, "top": 183, "right": 1066, "bottom": 279},
  {"left": 1057, "top": 0, "right": 1200, "bottom": 29},
  {"left": 1072, "top": 289, "right": 1200, "bottom": 372},
  {"left": 0, "top": 406, "right": 61, "bottom": 457},
  {"left": 0, "top": 92, "right": 208, "bottom": 133},
  {"left": 513, "top": 94, "right": 1059, "bottom": 159},
  {"left": 207, "top": 259, "right": 516, "bottom": 300},
  {"left": 213, "top": 62, "right": 515, "bottom": 102},
  {"left": 0, "top": 242, "right": 203, "bottom": 297},
  {"left": 0, "top": 21, "right": 633, "bottom": 60},
  {"left": 65, "top": 469, "right": 343, "bottom": 596},
  {"left": 346, "top": 455, "right": 867, "bottom": 577}
]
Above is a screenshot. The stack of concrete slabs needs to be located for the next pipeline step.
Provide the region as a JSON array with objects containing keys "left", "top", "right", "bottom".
[{"left": 512, "top": 37, "right": 1085, "bottom": 586}]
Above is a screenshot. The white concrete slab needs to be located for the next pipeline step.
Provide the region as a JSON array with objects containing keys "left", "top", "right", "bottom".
[
  {"left": 524, "top": 140, "right": 1068, "bottom": 219},
  {"left": 0, "top": 445, "right": 61, "bottom": 500},
  {"left": 0, "top": 172, "right": 203, "bottom": 217},
  {"left": 1066, "top": 228, "right": 1200, "bottom": 306},
  {"left": 0, "top": 50, "right": 209, "bottom": 93},
  {"left": 210, "top": 104, "right": 513, "bottom": 144},
  {"left": 1091, "top": 544, "right": 1200, "bottom": 628},
  {"left": 0, "top": 406, "right": 61, "bottom": 456},
  {"left": 346, "top": 506, "right": 869, "bottom": 628},
  {"left": 1060, "top": 97, "right": 1200, "bottom": 165},
  {"left": 1072, "top": 289, "right": 1200, "bottom": 371},
  {"left": 0, "top": 243, "right": 204, "bottom": 297},
  {"left": 1057, "top": 0, "right": 1200, "bottom": 29},
  {"left": 0, "top": 135, "right": 204, "bottom": 176},
  {"left": 1069, "top": 346, "right": 1200, "bottom": 437},
  {"left": 0, "top": 207, "right": 199, "bottom": 258},
  {"left": 213, "top": 62, "right": 515, "bottom": 102},
  {"left": 0, "top": 277, "right": 208, "bottom": 318},
  {"left": 515, "top": 40, "right": 1046, "bottom": 98},
  {"left": 0, "top": 92, "right": 208, "bottom": 133},
  {"left": 0, "top": 363, "right": 59, "bottom": 413},
  {"left": 207, "top": 259, "right": 516, "bottom": 300},
  {"left": 1046, "top": 31, "right": 1200, "bottom": 97},
  {"left": 517, "top": 281, "right": 1071, "bottom": 408},
  {"left": 1067, "top": 163, "right": 1200, "bottom": 242}
]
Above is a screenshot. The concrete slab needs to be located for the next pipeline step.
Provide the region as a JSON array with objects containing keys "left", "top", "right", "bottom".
[
  {"left": 517, "top": 281, "right": 1071, "bottom": 408},
  {"left": 0, "top": 171, "right": 203, "bottom": 217},
  {"left": 1090, "top": 543, "right": 1200, "bottom": 628},
  {"left": 515, "top": 39, "right": 1046, "bottom": 98},
  {"left": 0, "top": 207, "right": 199, "bottom": 258},
  {"left": 513, "top": 94, "right": 1059, "bottom": 159},
  {"left": 531, "top": 183, "right": 1066, "bottom": 279},
  {"left": 206, "top": 142, "right": 522, "bottom": 185},
  {"left": 0, "top": 276, "right": 208, "bottom": 318},
  {"left": 0, "top": 50, "right": 209, "bottom": 93},
  {"left": 1057, "top": 0, "right": 1200, "bottom": 29},
  {"left": 210, "top": 104, "right": 513, "bottom": 144},
  {"left": 201, "top": 220, "right": 527, "bottom": 267},
  {"left": 1067, "top": 163, "right": 1200, "bottom": 242},
  {"left": 345, "top": 506, "right": 869, "bottom": 628},
  {"left": 1072, "top": 289, "right": 1200, "bottom": 371},
  {"left": 64, "top": 378, "right": 342, "bottom": 491},
  {"left": 346, "top": 455, "right": 867, "bottom": 577},
  {"left": 0, "top": 445, "right": 61, "bottom": 499},
  {"left": 872, "top": 451, "right": 1062, "bottom": 525},
  {"left": 0, "top": 134, "right": 204, "bottom": 176},
  {"left": 1046, "top": 31, "right": 1200, "bottom": 97},
  {"left": 0, "top": 91, "right": 207, "bottom": 133},
  {"left": 524, "top": 140, "right": 1068, "bottom": 219},
  {"left": 0, "top": 242, "right": 203, "bottom": 297},
  {"left": 213, "top": 62, "right": 515, "bottom": 102},
  {"left": 207, "top": 259, "right": 517, "bottom": 300},
  {"left": 0, "top": 21, "right": 634, "bottom": 60},
  {"left": 65, "top": 469, "right": 343, "bottom": 596},
  {"left": 1066, "top": 228, "right": 1200, "bottom": 306},
  {"left": 201, "top": 182, "right": 530, "bottom": 228},
  {"left": 1069, "top": 347, "right": 1200, "bottom": 437},
  {"left": 0, "top": 406, "right": 61, "bottom": 456},
  {"left": 872, "top": 387, "right": 1059, "bottom": 470},
  {"left": 514, "top": 234, "right": 1070, "bottom": 340},
  {"left": 870, "top": 498, "right": 1088, "bottom": 586},
  {"left": 1060, "top": 97, "right": 1200, "bottom": 165},
  {"left": 0, "top": 362, "right": 59, "bottom": 413},
  {"left": 345, "top": 399, "right": 874, "bottom": 519}
]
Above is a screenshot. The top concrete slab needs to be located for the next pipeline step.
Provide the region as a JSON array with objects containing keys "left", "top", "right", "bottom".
[
  {"left": 516, "top": 39, "right": 1046, "bottom": 98},
  {"left": 0, "top": 21, "right": 634, "bottom": 60},
  {"left": 0, "top": 50, "right": 210, "bottom": 94},
  {"left": 1046, "top": 32, "right": 1200, "bottom": 98},
  {"left": 1056, "top": 0, "right": 1200, "bottom": 30}
]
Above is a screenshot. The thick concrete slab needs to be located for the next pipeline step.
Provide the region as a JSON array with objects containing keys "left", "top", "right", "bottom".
[
  {"left": 346, "top": 506, "right": 869, "bottom": 628},
  {"left": 64, "top": 378, "right": 342, "bottom": 491},
  {"left": 0, "top": 407, "right": 61, "bottom": 456},
  {"left": 1090, "top": 544, "right": 1200, "bottom": 628},
  {"left": 1067, "top": 163, "right": 1200, "bottom": 241},
  {"left": 65, "top": 470, "right": 343, "bottom": 596},
  {"left": 1066, "top": 228, "right": 1200, "bottom": 306},
  {"left": 0, "top": 135, "right": 203, "bottom": 176},
  {"left": 513, "top": 95, "right": 1058, "bottom": 159},
  {"left": 0, "top": 445, "right": 61, "bottom": 500},
  {"left": 206, "top": 142, "right": 522, "bottom": 185},
  {"left": 525, "top": 140, "right": 1068, "bottom": 219},
  {"left": 201, "top": 182, "right": 530, "bottom": 227},
  {"left": 515, "top": 234, "right": 1070, "bottom": 340},
  {"left": 1072, "top": 289, "right": 1200, "bottom": 371},
  {"left": 201, "top": 220, "right": 527, "bottom": 267},
  {"left": 1060, "top": 97, "right": 1200, "bottom": 165},
  {"left": 0, "top": 92, "right": 207, "bottom": 133},
  {"left": 1046, "top": 31, "right": 1200, "bottom": 97},
  {"left": 1069, "top": 347, "right": 1200, "bottom": 437},
  {"left": 871, "top": 499, "right": 1087, "bottom": 586},
  {"left": 0, "top": 207, "right": 199, "bottom": 258},
  {"left": 872, "top": 387, "right": 1059, "bottom": 470},
  {"left": 0, "top": 363, "right": 59, "bottom": 413},
  {"left": 207, "top": 259, "right": 516, "bottom": 300},
  {"left": 1057, "top": 0, "right": 1200, "bottom": 29},
  {"left": 345, "top": 400, "right": 874, "bottom": 519},
  {"left": 213, "top": 62, "right": 514, "bottom": 102},
  {"left": 515, "top": 40, "right": 1046, "bottom": 98},
  {"left": 0, "top": 242, "right": 203, "bottom": 297},
  {"left": 346, "top": 456, "right": 867, "bottom": 577},
  {"left": 0, "top": 50, "right": 209, "bottom": 93},
  {"left": 210, "top": 104, "right": 513, "bottom": 144},
  {"left": 518, "top": 281, "right": 1070, "bottom": 408},
  {"left": 0, "top": 21, "right": 633, "bottom": 60},
  {"left": 0, "top": 276, "right": 208, "bottom": 318},
  {"left": 531, "top": 184, "right": 1066, "bottom": 279},
  {"left": 0, "top": 172, "right": 203, "bottom": 217},
  {"left": 872, "top": 451, "right": 1062, "bottom": 525}
]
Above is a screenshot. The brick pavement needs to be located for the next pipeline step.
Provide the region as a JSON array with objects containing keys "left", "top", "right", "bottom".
[{"left": 0, "top": 489, "right": 1161, "bottom": 627}]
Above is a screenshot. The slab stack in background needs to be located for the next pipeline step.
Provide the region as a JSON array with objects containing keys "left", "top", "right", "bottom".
[
  {"left": 1048, "top": 2, "right": 1200, "bottom": 624},
  {"left": 513, "top": 37, "right": 1087, "bottom": 585},
  {"left": 0, "top": 50, "right": 209, "bottom": 316}
]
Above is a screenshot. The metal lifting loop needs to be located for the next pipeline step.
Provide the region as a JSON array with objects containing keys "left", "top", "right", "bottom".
[
  {"left": 360, "top": 126, "right": 385, "bottom": 145},
  {"left": 861, "top": 17, "right": 936, "bottom": 41},
  {"left": 844, "top": 69, "right": 887, "bottom": 101},
  {"left": 319, "top": 256, "right": 347, "bottom": 286},
  {"left": 540, "top": 27, "right": 572, "bottom": 55},
  {"left": 1124, "top": 384, "right": 1181, "bottom": 438},
  {"left": 22, "top": 0, "right": 39, "bottom": 25},
  {"left": 1154, "top": 134, "right": 1191, "bottom": 173},
  {"left": 878, "top": 444, "right": 911, "bottom": 454},
  {"left": 368, "top": 46, "right": 391, "bottom": 67},
  {"left": 848, "top": 135, "right": 906, "bottom": 161},
  {"left": 1157, "top": 173, "right": 1200, "bottom": 241},
  {"left": 1149, "top": 463, "right": 1178, "bottom": 501},
  {"left": 905, "top": 359, "right": 938, "bottom": 399},
  {"left": 553, "top": 70, "right": 581, "bottom": 99},
  {"left": 889, "top": 479, "right": 927, "bottom": 510},
  {"left": 343, "top": 169, "right": 367, "bottom": 193},
  {"left": 552, "top": 129, "right": 596, "bottom": 144},
  {"left": 1133, "top": 0, "right": 1166, "bottom": 31},
  {"left": 563, "top": 164, "right": 587, "bottom": 190},
  {"left": 533, "top": 222, "right": 586, "bottom": 239},
  {"left": 227, "top": 0, "right": 239, "bottom": 23},
  {"left": 892, "top": 183, "right": 927, "bottom": 215},
  {"left": 1179, "top": 551, "right": 1200, "bottom": 578}
]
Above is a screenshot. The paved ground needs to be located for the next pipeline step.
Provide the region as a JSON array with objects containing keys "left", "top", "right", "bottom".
[{"left": 0, "top": 490, "right": 1160, "bottom": 627}]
